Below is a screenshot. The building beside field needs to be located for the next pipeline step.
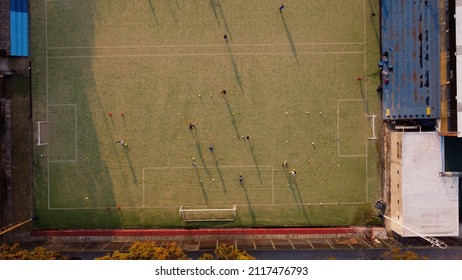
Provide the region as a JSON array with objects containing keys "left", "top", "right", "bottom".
[
  {"left": 455, "top": 0, "right": 462, "bottom": 138},
  {"left": 381, "top": 0, "right": 441, "bottom": 122},
  {"left": 0, "top": 0, "right": 29, "bottom": 57},
  {"left": 0, "top": 0, "right": 30, "bottom": 239},
  {"left": 381, "top": 0, "right": 461, "bottom": 240},
  {"left": 389, "top": 132, "right": 459, "bottom": 237}
]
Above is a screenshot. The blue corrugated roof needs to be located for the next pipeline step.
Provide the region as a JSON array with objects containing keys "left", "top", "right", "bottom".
[
  {"left": 381, "top": 0, "right": 440, "bottom": 120},
  {"left": 10, "top": 0, "right": 28, "bottom": 57}
]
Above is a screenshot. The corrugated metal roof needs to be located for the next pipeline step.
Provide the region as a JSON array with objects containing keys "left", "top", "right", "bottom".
[
  {"left": 9, "top": 0, "right": 28, "bottom": 57},
  {"left": 381, "top": 0, "right": 440, "bottom": 120}
]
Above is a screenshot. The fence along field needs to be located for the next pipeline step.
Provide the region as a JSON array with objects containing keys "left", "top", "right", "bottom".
[{"left": 31, "top": 0, "right": 381, "bottom": 228}]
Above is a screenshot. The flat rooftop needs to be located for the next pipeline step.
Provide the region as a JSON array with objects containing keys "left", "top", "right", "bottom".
[{"left": 391, "top": 132, "right": 459, "bottom": 237}]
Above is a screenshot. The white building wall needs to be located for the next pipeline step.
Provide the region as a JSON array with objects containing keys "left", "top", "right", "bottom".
[{"left": 400, "top": 132, "right": 459, "bottom": 237}]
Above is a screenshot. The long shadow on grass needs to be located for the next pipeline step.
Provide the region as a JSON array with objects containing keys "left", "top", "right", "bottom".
[
  {"left": 358, "top": 80, "right": 370, "bottom": 114},
  {"left": 368, "top": 0, "right": 378, "bottom": 13},
  {"left": 33, "top": 0, "right": 123, "bottom": 229},
  {"left": 117, "top": 207, "right": 125, "bottom": 224},
  {"left": 212, "top": 153, "right": 227, "bottom": 194},
  {"left": 280, "top": 13, "right": 299, "bottom": 65},
  {"left": 222, "top": 94, "right": 241, "bottom": 139},
  {"left": 193, "top": 165, "right": 209, "bottom": 205},
  {"left": 147, "top": 0, "right": 159, "bottom": 25},
  {"left": 163, "top": 0, "right": 178, "bottom": 23},
  {"left": 209, "top": 0, "right": 221, "bottom": 26},
  {"left": 225, "top": 43, "right": 244, "bottom": 94},
  {"left": 216, "top": 1, "right": 232, "bottom": 40},
  {"left": 247, "top": 140, "right": 263, "bottom": 184},
  {"left": 189, "top": 129, "right": 212, "bottom": 178},
  {"left": 122, "top": 115, "right": 127, "bottom": 127},
  {"left": 89, "top": 0, "right": 100, "bottom": 21},
  {"left": 368, "top": 0, "right": 380, "bottom": 45},
  {"left": 123, "top": 147, "right": 139, "bottom": 186},
  {"left": 283, "top": 168, "right": 309, "bottom": 222},
  {"left": 240, "top": 180, "right": 257, "bottom": 225},
  {"left": 370, "top": 15, "right": 380, "bottom": 46}
]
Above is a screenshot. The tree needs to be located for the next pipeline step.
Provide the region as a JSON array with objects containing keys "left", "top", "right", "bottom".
[
  {"left": 199, "top": 243, "right": 255, "bottom": 260},
  {"left": 0, "top": 243, "right": 65, "bottom": 260},
  {"left": 96, "top": 241, "right": 189, "bottom": 260},
  {"left": 383, "top": 247, "right": 429, "bottom": 260}
]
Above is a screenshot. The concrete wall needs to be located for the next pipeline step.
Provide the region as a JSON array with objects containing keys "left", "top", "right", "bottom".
[
  {"left": 0, "top": 0, "right": 10, "bottom": 53},
  {"left": 389, "top": 132, "right": 404, "bottom": 235},
  {"left": 390, "top": 132, "right": 459, "bottom": 237}
]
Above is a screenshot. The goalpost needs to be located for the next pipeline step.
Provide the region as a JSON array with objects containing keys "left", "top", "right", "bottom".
[
  {"left": 367, "top": 115, "right": 377, "bottom": 140},
  {"left": 36, "top": 121, "right": 48, "bottom": 146},
  {"left": 179, "top": 205, "right": 237, "bottom": 222}
]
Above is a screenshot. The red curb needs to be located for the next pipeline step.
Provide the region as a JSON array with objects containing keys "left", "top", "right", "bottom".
[{"left": 31, "top": 227, "right": 367, "bottom": 237}]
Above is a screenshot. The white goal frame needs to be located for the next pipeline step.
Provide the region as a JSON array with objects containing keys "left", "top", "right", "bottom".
[
  {"left": 36, "top": 121, "right": 48, "bottom": 146},
  {"left": 179, "top": 205, "right": 237, "bottom": 222},
  {"left": 367, "top": 115, "right": 377, "bottom": 140}
]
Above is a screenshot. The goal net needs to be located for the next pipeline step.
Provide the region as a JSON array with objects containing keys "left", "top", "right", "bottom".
[
  {"left": 179, "top": 205, "right": 237, "bottom": 222},
  {"left": 367, "top": 115, "right": 377, "bottom": 140},
  {"left": 36, "top": 121, "right": 48, "bottom": 146}
]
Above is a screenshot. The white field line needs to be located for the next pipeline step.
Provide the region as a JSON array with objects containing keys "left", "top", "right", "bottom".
[
  {"left": 45, "top": 0, "right": 50, "bottom": 209},
  {"left": 47, "top": 42, "right": 366, "bottom": 50},
  {"left": 337, "top": 99, "right": 367, "bottom": 158},
  {"left": 46, "top": 51, "right": 366, "bottom": 59},
  {"left": 338, "top": 155, "right": 367, "bottom": 158},
  {"left": 272, "top": 165, "right": 274, "bottom": 205},
  {"left": 47, "top": 103, "right": 76, "bottom": 107},
  {"left": 47, "top": 104, "right": 78, "bottom": 208},
  {"left": 48, "top": 201, "right": 371, "bottom": 211},
  {"left": 143, "top": 165, "right": 274, "bottom": 170},
  {"left": 45, "top": 1, "right": 372, "bottom": 210},
  {"left": 142, "top": 165, "right": 274, "bottom": 209},
  {"left": 47, "top": 104, "right": 78, "bottom": 162},
  {"left": 363, "top": 0, "right": 369, "bottom": 202}
]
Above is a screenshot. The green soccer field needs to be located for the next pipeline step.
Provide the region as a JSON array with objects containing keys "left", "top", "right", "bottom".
[{"left": 31, "top": 0, "right": 382, "bottom": 229}]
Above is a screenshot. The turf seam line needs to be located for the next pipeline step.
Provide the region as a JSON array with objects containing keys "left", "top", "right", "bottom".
[
  {"left": 143, "top": 165, "right": 274, "bottom": 170},
  {"left": 46, "top": 51, "right": 366, "bottom": 59},
  {"left": 47, "top": 201, "right": 371, "bottom": 211},
  {"left": 363, "top": 0, "right": 369, "bottom": 202},
  {"left": 45, "top": 0, "right": 51, "bottom": 210},
  {"left": 47, "top": 104, "right": 78, "bottom": 163},
  {"left": 336, "top": 99, "right": 366, "bottom": 157},
  {"left": 47, "top": 42, "right": 366, "bottom": 50}
]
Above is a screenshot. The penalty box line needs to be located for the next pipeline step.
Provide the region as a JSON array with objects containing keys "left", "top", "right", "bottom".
[
  {"left": 336, "top": 99, "right": 369, "bottom": 203},
  {"left": 336, "top": 99, "right": 367, "bottom": 158},
  {"left": 48, "top": 201, "right": 371, "bottom": 211},
  {"left": 47, "top": 42, "right": 366, "bottom": 50},
  {"left": 47, "top": 104, "right": 78, "bottom": 163},
  {"left": 46, "top": 104, "right": 78, "bottom": 210},
  {"left": 142, "top": 165, "right": 274, "bottom": 208},
  {"left": 47, "top": 51, "right": 366, "bottom": 60}
]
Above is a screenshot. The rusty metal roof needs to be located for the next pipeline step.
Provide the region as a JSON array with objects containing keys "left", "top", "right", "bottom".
[{"left": 381, "top": 0, "right": 440, "bottom": 120}]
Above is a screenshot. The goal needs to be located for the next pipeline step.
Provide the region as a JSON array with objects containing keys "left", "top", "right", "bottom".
[
  {"left": 179, "top": 205, "right": 237, "bottom": 222},
  {"left": 367, "top": 115, "right": 377, "bottom": 140},
  {"left": 36, "top": 121, "right": 48, "bottom": 145}
]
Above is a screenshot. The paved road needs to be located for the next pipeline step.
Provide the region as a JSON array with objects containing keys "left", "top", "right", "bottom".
[
  {"left": 68, "top": 247, "right": 462, "bottom": 260},
  {"left": 251, "top": 248, "right": 462, "bottom": 260}
]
